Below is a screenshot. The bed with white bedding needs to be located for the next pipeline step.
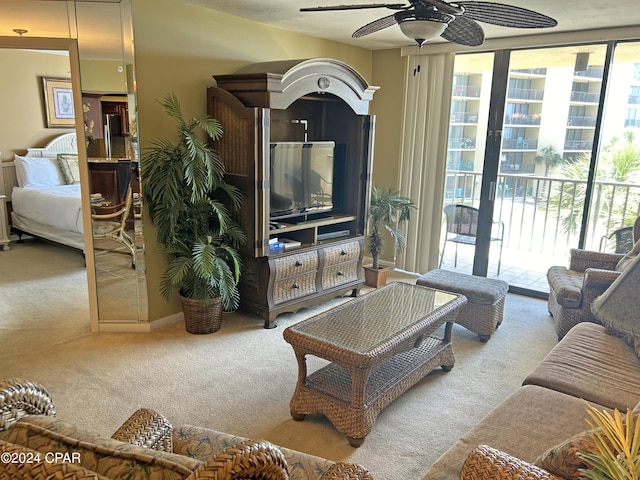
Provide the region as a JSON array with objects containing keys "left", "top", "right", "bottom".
[{"left": 9, "top": 133, "right": 85, "bottom": 252}]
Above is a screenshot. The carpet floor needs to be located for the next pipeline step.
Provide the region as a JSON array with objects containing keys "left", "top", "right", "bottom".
[{"left": 0, "top": 239, "right": 559, "bottom": 480}]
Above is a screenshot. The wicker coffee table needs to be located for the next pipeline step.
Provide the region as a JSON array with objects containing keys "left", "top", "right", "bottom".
[{"left": 283, "top": 282, "right": 467, "bottom": 447}]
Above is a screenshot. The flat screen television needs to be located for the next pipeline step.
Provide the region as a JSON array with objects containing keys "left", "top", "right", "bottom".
[{"left": 270, "top": 141, "right": 336, "bottom": 219}]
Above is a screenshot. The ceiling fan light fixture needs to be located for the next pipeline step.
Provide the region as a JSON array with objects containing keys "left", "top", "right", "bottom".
[{"left": 397, "top": 19, "right": 447, "bottom": 46}]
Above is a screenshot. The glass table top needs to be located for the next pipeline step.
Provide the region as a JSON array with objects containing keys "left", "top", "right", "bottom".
[{"left": 287, "top": 282, "right": 459, "bottom": 353}]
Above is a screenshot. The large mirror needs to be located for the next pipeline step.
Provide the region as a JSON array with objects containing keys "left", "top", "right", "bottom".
[{"left": 0, "top": 0, "right": 147, "bottom": 326}]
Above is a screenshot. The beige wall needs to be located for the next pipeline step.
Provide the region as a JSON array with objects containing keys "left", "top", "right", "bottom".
[
  {"left": 0, "top": 50, "right": 74, "bottom": 161},
  {"left": 130, "top": 0, "right": 378, "bottom": 320},
  {"left": 369, "top": 49, "right": 408, "bottom": 266}
]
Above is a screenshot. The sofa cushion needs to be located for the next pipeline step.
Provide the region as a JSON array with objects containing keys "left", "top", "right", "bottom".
[
  {"left": 592, "top": 252, "right": 640, "bottom": 352},
  {"left": 421, "top": 385, "right": 608, "bottom": 480},
  {"left": 173, "top": 425, "right": 335, "bottom": 480},
  {"left": 0, "top": 415, "right": 201, "bottom": 480},
  {"left": 416, "top": 269, "right": 508, "bottom": 305},
  {"left": 522, "top": 323, "right": 640, "bottom": 411},
  {"left": 546, "top": 266, "right": 583, "bottom": 308}
]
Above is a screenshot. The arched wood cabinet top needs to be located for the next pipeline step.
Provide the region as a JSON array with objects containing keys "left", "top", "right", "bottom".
[{"left": 213, "top": 58, "right": 379, "bottom": 115}]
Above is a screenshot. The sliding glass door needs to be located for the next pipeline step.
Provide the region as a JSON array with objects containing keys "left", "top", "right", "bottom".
[{"left": 440, "top": 40, "right": 640, "bottom": 296}]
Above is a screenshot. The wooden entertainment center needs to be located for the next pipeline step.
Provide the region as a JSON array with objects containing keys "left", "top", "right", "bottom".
[{"left": 207, "top": 58, "right": 379, "bottom": 328}]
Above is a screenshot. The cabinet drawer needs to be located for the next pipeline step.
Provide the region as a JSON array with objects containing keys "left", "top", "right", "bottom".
[
  {"left": 273, "top": 251, "right": 318, "bottom": 280},
  {"left": 273, "top": 272, "right": 318, "bottom": 305},
  {"left": 323, "top": 240, "right": 361, "bottom": 267},
  {"left": 322, "top": 261, "right": 360, "bottom": 290}
]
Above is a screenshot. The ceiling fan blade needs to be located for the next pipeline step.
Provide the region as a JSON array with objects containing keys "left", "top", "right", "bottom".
[
  {"left": 352, "top": 13, "right": 399, "bottom": 38},
  {"left": 300, "top": 3, "right": 407, "bottom": 12},
  {"left": 455, "top": 1, "right": 557, "bottom": 28},
  {"left": 440, "top": 14, "right": 484, "bottom": 46}
]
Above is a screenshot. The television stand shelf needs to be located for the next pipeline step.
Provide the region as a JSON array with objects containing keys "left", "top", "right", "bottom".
[{"left": 269, "top": 215, "right": 357, "bottom": 248}]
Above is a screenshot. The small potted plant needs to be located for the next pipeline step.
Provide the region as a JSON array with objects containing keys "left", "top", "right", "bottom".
[
  {"left": 364, "top": 185, "right": 416, "bottom": 287},
  {"left": 142, "top": 93, "right": 246, "bottom": 334}
]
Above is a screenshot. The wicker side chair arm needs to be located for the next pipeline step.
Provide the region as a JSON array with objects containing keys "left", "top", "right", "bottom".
[
  {"left": 111, "top": 408, "right": 174, "bottom": 453},
  {"left": 583, "top": 268, "right": 621, "bottom": 288},
  {"left": 460, "top": 445, "right": 562, "bottom": 480},
  {"left": 0, "top": 378, "right": 55, "bottom": 432},
  {"left": 569, "top": 249, "right": 623, "bottom": 272},
  {"left": 187, "top": 439, "right": 289, "bottom": 480}
]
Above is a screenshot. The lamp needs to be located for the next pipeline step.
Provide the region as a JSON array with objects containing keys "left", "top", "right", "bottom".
[
  {"left": 398, "top": 20, "right": 447, "bottom": 46},
  {"left": 395, "top": 11, "right": 452, "bottom": 47}
]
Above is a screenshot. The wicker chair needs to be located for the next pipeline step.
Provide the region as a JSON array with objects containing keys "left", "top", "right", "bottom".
[
  {"left": 0, "top": 378, "right": 373, "bottom": 480},
  {"left": 547, "top": 216, "right": 640, "bottom": 340}
]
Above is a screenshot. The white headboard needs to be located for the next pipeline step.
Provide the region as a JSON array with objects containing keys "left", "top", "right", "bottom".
[
  {"left": 2, "top": 133, "right": 79, "bottom": 201},
  {"left": 26, "top": 132, "right": 78, "bottom": 158}
]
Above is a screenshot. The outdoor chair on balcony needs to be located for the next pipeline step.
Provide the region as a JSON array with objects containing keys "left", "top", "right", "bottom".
[
  {"left": 547, "top": 216, "right": 640, "bottom": 340},
  {"left": 439, "top": 204, "right": 505, "bottom": 274},
  {"left": 599, "top": 218, "right": 640, "bottom": 253}
]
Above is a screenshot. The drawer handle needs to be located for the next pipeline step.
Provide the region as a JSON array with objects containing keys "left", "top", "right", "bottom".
[
  {"left": 337, "top": 271, "right": 344, "bottom": 276},
  {"left": 340, "top": 250, "right": 347, "bottom": 256},
  {"left": 295, "top": 261, "right": 303, "bottom": 267},
  {"left": 292, "top": 283, "right": 300, "bottom": 289}
]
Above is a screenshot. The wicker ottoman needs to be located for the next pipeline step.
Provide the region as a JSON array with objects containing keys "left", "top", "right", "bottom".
[{"left": 416, "top": 269, "right": 509, "bottom": 342}]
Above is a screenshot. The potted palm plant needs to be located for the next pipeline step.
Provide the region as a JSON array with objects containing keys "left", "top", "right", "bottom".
[
  {"left": 141, "top": 93, "right": 246, "bottom": 334},
  {"left": 364, "top": 185, "right": 416, "bottom": 287}
]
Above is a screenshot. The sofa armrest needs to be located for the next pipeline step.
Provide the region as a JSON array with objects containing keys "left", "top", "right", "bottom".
[
  {"left": 460, "top": 445, "right": 562, "bottom": 480},
  {"left": 569, "top": 249, "right": 623, "bottom": 272},
  {"left": 0, "top": 378, "right": 55, "bottom": 432},
  {"left": 320, "top": 462, "right": 374, "bottom": 480},
  {"left": 111, "top": 408, "right": 174, "bottom": 452},
  {"left": 187, "top": 439, "right": 288, "bottom": 480}
]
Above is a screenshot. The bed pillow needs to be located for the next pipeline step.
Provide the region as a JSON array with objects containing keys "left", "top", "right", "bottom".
[
  {"left": 57, "top": 153, "right": 80, "bottom": 184},
  {"left": 14, "top": 155, "right": 66, "bottom": 187}
]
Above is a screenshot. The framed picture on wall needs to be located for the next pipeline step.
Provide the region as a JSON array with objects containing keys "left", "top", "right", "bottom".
[{"left": 42, "top": 77, "right": 75, "bottom": 128}]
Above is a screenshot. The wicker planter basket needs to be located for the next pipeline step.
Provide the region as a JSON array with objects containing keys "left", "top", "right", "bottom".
[{"left": 179, "top": 294, "right": 223, "bottom": 334}]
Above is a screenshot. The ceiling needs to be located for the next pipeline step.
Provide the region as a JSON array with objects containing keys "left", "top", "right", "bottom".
[{"left": 182, "top": 0, "right": 640, "bottom": 51}]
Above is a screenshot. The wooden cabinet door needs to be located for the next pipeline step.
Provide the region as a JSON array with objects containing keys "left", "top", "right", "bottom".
[{"left": 207, "top": 87, "right": 269, "bottom": 258}]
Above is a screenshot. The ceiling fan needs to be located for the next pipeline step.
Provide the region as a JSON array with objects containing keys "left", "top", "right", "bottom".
[{"left": 300, "top": 0, "right": 557, "bottom": 47}]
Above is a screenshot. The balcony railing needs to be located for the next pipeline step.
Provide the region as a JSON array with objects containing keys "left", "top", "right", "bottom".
[
  {"left": 564, "top": 140, "right": 593, "bottom": 150},
  {"left": 570, "top": 91, "right": 600, "bottom": 103},
  {"left": 567, "top": 116, "right": 597, "bottom": 127},
  {"left": 575, "top": 67, "right": 604, "bottom": 79},
  {"left": 448, "top": 137, "right": 476, "bottom": 149},
  {"left": 445, "top": 170, "right": 640, "bottom": 257},
  {"left": 452, "top": 85, "right": 481, "bottom": 97},
  {"left": 504, "top": 114, "right": 541, "bottom": 125},
  {"left": 507, "top": 88, "right": 544, "bottom": 101},
  {"left": 502, "top": 138, "right": 538, "bottom": 150}
]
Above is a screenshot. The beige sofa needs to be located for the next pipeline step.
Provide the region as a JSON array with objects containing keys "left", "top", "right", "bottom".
[
  {"left": 421, "top": 321, "right": 640, "bottom": 480},
  {"left": 0, "top": 378, "right": 372, "bottom": 480}
]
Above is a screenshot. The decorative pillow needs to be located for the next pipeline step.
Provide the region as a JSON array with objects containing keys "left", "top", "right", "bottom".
[
  {"left": 534, "top": 429, "right": 600, "bottom": 479},
  {"left": 616, "top": 238, "right": 640, "bottom": 272},
  {"left": 14, "top": 155, "right": 66, "bottom": 187},
  {"left": 57, "top": 153, "right": 81, "bottom": 184},
  {"left": 592, "top": 252, "right": 640, "bottom": 357},
  {"left": 0, "top": 416, "right": 200, "bottom": 480}
]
